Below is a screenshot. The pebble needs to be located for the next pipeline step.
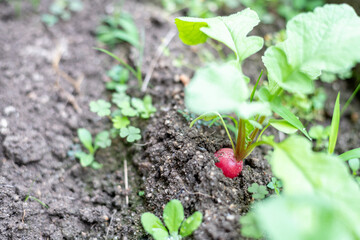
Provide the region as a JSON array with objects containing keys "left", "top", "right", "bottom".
[
  {"left": 0, "top": 118, "right": 8, "bottom": 128},
  {"left": 4, "top": 106, "right": 16, "bottom": 116}
]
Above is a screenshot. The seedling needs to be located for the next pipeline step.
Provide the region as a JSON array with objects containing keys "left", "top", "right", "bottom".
[
  {"left": 96, "top": 11, "right": 143, "bottom": 85},
  {"left": 24, "top": 195, "right": 49, "bottom": 209},
  {"left": 175, "top": 4, "right": 360, "bottom": 178},
  {"left": 96, "top": 11, "right": 140, "bottom": 49},
  {"left": 248, "top": 183, "right": 269, "bottom": 200},
  {"left": 89, "top": 65, "right": 156, "bottom": 143},
  {"left": 41, "top": 0, "right": 83, "bottom": 26},
  {"left": 90, "top": 99, "right": 111, "bottom": 117},
  {"left": 348, "top": 159, "right": 359, "bottom": 176},
  {"left": 75, "top": 128, "right": 111, "bottom": 169},
  {"left": 308, "top": 125, "right": 330, "bottom": 151},
  {"left": 141, "top": 199, "right": 202, "bottom": 240},
  {"left": 267, "top": 177, "right": 282, "bottom": 195},
  {"left": 120, "top": 126, "right": 141, "bottom": 143}
]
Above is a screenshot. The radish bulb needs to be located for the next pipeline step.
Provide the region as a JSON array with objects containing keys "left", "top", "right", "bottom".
[{"left": 214, "top": 148, "right": 243, "bottom": 178}]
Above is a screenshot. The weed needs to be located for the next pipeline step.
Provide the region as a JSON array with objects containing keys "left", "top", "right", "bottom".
[
  {"left": 75, "top": 128, "right": 111, "bottom": 169},
  {"left": 248, "top": 183, "right": 269, "bottom": 200},
  {"left": 141, "top": 199, "right": 202, "bottom": 239},
  {"left": 267, "top": 177, "right": 282, "bottom": 195},
  {"left": 42, "top": 0, "right": 83, "bottom": 26}
]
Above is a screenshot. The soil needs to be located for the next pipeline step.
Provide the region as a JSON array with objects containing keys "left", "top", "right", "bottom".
[{"left": 0, "top": 0, "right": 359, "bottom": 240}]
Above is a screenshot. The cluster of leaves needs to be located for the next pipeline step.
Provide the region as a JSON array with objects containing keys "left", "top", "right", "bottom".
[
  {"left": 175, "top": 4, "right": 360, "bottom": 239},
  {"left": 96, "top": 11, "right": 143, "bottom": 85},
  {"left": 141, "top": 199, "right": 202, "bottom": 240},
  {"left": 41, "top": 0, "right": 83, "bottom": 26},
  {"left": 282, "top": 88, "right": 327, "bottom": 122},
  {"left": 89, "top": 65, "right": 156, "bottom": 143},
  {"left": 2, "top": 0, "right": 40, "bottom": 16},
  {"left": 241, "top": 136, "right": 360, "bottom": 239},
  {"left": 75, "top": 128, "right": 111, "bottom": 169},
  {"left": 75, "top": 65, "right": 156, "bottom": 168},
  {"left": 96, "top": 11, "right": 140, "bottom": 49},
  {"left": 241, "top": 0, "right": 324, "bottom": 23},
  {"left": 161, "top": 0, "right": 240, "bottom": 18},
  {"left": 248, "top": 177, "right": 282, "bottom": 200}
]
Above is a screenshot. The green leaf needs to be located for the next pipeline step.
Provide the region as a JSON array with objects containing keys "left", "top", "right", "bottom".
[
  {"left": 77, "top": 128, "right": 94, "bottom": 153},
  {"left": 94, "top": 131, "right": 111, "bottom": 150},
  {"left": 189, "top": 112, "right": 219, "bottom": 128},
  {"left": 91, "top": 161, "right": 103, "bottom": 169},
  {"left": 269, "top": 136, "right": 360, "bottom": 237},
  {"left": 121, "top": 103, "right": 138, "bottom": 117},
  {"left": 240, "top": 211, "right": 263, "bottom": 239},
  {"left": 112, "top": 92, "right": 130, "bottom": 108},
  {"left": 270, "top": 96, "right": 311, "bottom": 140},
  {"left": 112, "top": 116, "right": 130, "bottom": 129},
  {"left": 107, "top": 65, "right": 129, "bottom": 83},
  {"left": 163, "top": 199, "right": 184, "bottom": 235},
  {"left": 349, "top": 159, "right": 360, "bottom": 173},
  {"left": 309, "top": 125, "right": 326, "bottom": 140},
  {"left": 41, "top": 14, "right": 58, "bottom": 26},
  {"left": 141, "top": 213, "right": 169, "bottom": 240},
  {"left": 264, "top": 4, "right": 360, "bottom": 94},
  {"left": 269, "top": 119, "right": 298, "bottom": 134},
  {"left": 175, "top": 9, "right": 263, "bottom": 62},
  {"left": 248, "top": 183, "right": 269, "bottom": 200},
  {"left": 75, "top": 152, "right": 94, "bottom": 167},
  {"left": 120, "top": 126, "right": 141, "bottom": 142},
  {"left": 89, "top": 100, "right": 111, "bottom": 117},
  {"left": 339, "top": 148, "right": 360, "bottom": 161},
  {"left": 249, "top": 195, "right": 356, "bottom": 240},
  {"left": 141, "top": 95, "right": 157, "bottom": 118},
  {"left": 179, "top": 211, "right": 203, "bottom": 237},
  {"left": 328, "top": 93, "right": 340, "bottom": 154},
  {"left": 185, "top": 63, "right": 261, "bottom": 118}
]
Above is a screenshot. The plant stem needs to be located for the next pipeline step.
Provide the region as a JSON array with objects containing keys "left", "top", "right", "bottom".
[
  {"left": 341, "top": 81, "right": 360, "bottom": 116},
  {"left": 250, "top": 70, "right": 263, "bottom": 102},
  {"left": 235, "top": 119, "right": 246, "bottom": 161}
]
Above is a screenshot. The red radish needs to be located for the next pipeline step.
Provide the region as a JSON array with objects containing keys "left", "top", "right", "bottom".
[{"left": 214, "top": 148, "right": 243, "bottom": 179}]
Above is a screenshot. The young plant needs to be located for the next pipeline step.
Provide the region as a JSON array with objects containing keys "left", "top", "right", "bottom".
[
  {"left": 96, "top": 11, "right": 143, "bottom": 85},
  {"left": 267, "top": 177, "right": 282, "bottom": 195},
  {"left": 348, "top": 158, "right": 359, "bottom": 176},
  {"left": 41, "top": 0, "right": 83, "bottom": 26},
  {"left": 89, "top": 66, "right": 156, "bottom": 143},
  {"left": 75, "top": 128, "right": 111, "bottom": 169},
  {"left": 308, "top": 125, "right": 330, "bottom": 151},
  {"left": 175, "top": 4, "right": 360, "bottom": 178},
  {"left": 141, "top": 199, "right": 203, "bottom": 240},
  {"left": 248, "top": 183, "right": 269, "bottom": 200}
]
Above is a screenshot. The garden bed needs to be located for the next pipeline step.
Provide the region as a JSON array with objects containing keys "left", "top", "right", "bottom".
[{"left": 0, "top": 0, "right": 359, "bottom": 239}]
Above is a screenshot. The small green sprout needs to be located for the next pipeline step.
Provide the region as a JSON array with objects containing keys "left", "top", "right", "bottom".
[
  {"left": 309, "top": 125, "right": 330, "bottom": 151},
  {"left": 75, "top": 128, "right": 111, "bottom": 169},
  {"left": 90, "top": 99, "right": 111, "bottom": 117},
  {"left": 267, "top": 177, "right": 282, "bottom": 195},
  {"left": 348, "top": 158, "right": 360, "bottom": 176},
  {"left": 24, "top": 195, "right": 49, "bottom": 209},
  {"left": 41, "top": 0, "right": 83, "bottom": 26},
  {"left": 141, "top": 199, "right": 203, "bottom": 240},
  {"left": 131, "top": 96, "right": 157, "bottom": 119},
  {"left": 248, "top": 183, "right": 269, "bottom": 200},
  {"left": 120, "top": 126, "right": 141, "bottom": 142},
  {"left": 106, "top": 65, "right": 129, "bottom": 90},
  {"left": 112, "top": 116, "right": 130, "bottom": 129},
  {"left": 138, "top": 191, "right": 145, "bottom": 197},
  {"left": 96, "top": 11, "right": 140, "bottom": 49}
]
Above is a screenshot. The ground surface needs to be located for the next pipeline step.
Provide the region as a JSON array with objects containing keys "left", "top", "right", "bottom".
[{"left": 0, "top": 1, "right": 359, "bottom": 239}]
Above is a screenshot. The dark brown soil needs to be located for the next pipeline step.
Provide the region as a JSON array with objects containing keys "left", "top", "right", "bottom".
[{"left": 1, "top": 0, "right": 359, "bottom": 240}]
